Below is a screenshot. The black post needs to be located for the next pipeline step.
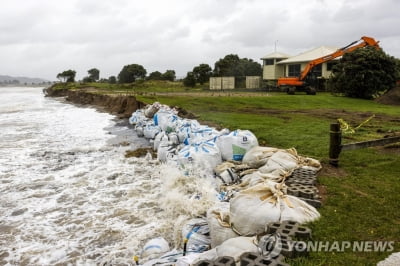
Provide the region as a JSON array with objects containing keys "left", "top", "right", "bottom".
[{"left": 329, "top": 123, "right": 342, "bottom": 167}]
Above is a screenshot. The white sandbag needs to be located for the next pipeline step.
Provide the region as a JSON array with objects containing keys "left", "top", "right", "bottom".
[
  {"left": 215, "top": 236, "right": 259, "bottom": 260},
  {"left": 280, "top": 195, "right": 320, "bottom": 223},
  {"left": 168, "top": 132, "right": 180, "bottom": 145},
  {"left": 242, "top": 146, "right": 278, "bottom": 164},
  {"left": 181, "top": 218, "right": 211, "bottom": 253},
  {"left": 242, "top": 170, "right": 286, "bottom": 185},
  {"left": 229, "top": 181, "right": 281, "bottom": 236},
  {"left": 214, "top": 161, "right": 239, "bottom": 187},
  {"left": 143, "top": 124, "right": 161, "bottom": 139},
  {"left": 163, "top": 114, "right": 179, "bottom": 133},
  {"left": 259, "top": 149, "right": 299, "bottom": 174},
  {"left": 129, "top": 109, "right": 146, "bottom": 125},
  {"left": 207, "top": 202, "right": 239, "bottom": 248},
  {"left": 141, "top": 237, "right": 170, "bottom": 259},
  {"left": 189, "top": 249, "right": 218, "bottom": 265},
  {"left": 154, "top": 110, "right": 179, "bottom": 133},
  {"left": 216, "top": 168, "right": 239, "bottom": 186},
  {"left": 193, "top": 237, "right": 258, "bottom": 264},
  {"left": 178, "top": 141, "right": 222, "bottom": 174},
  {"left": 142, "top": 249, "right": 184, "bottom": 266},
  {"left": 135, "top": 125, "right": 144, "bottom": 137},
  {"left": 177, "top": 122, "right": 220, "bottom": 145},
  {"left": 154, "top": 132, "right": 169, "bottom": 151},
  {"left": 303, "top": 157, "right": 322, "bottom": 170},
  {"left": 175, "top": 252, "right": 204, "bottom": 266},
  {"left": 191, "top": 126, "right": 220, "bottom": 143},
  {"left": 144, "top": 102, "right": 160, "bottom": 118},
  {"left": 214, "top": 161, "right": 236, "bottom": 175},
  {"left": 216, "top": 130, "right": 259, "bottom": 161},
  {"left": 176, "top": 118, "right": 196, "bottom": 129},
  {"left": 157, "top": 141, "right": 177, "bottom": 162},
  {"left": 240, "top": 171, "right": 265, "bottom": 188},
  {"left": 178, "top": 125, "right": 192, "bottom": 144}
]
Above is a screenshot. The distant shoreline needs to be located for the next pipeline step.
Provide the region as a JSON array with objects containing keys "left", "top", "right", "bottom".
[{"left": 0, "top": 84, "right": 53, "bottom": 88}]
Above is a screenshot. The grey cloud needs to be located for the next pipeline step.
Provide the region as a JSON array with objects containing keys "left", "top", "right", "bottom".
[{"left": 0, "top": 0, "right": 399, "bottom": 80}]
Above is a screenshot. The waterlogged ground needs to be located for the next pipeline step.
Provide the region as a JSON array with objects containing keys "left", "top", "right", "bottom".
[{"left": 0, "top": 87, "right": 215, "bottom": 265}]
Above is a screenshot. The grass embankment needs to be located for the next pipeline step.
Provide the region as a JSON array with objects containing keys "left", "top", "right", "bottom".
[
  {"left": 136, "top": 91, "right": 400, "bottom": 265},
  {"left": 51, "top": 80, "right": 205, "bottom": 94},
  {"left": 54, "top": 82, "right": 399, "bottom": 265}
]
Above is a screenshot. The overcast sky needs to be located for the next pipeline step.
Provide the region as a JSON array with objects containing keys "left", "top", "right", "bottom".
[{"left": 1, "top": 0, "right": 399, "bottom": 80}]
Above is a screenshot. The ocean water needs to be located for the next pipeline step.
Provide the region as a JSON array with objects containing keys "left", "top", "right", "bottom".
[{"left": 0, "top": 87, "right": 216, "bottom": 265}]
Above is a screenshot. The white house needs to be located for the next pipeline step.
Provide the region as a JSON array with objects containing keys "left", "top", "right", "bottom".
[
  {"left": 260, "top": 51, "right": 291, "bottom": 81},
  {"left": 261, "top": 46, "right": 339, "bottom": 85}
]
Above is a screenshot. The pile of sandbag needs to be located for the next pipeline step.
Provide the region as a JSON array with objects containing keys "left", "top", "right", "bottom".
[
  {"left": 129, "top": 102, "right": 323, "bottom": 265},
  {"left": 129, "top": 102, "right": 259, "bottom": 176}
]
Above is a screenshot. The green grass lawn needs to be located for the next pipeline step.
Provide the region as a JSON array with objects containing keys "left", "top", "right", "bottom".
[
  {"left": 135, "top": 91, "right": 400, "bottom": 265},
  {"left": 53, "top": 82, "right": 399, "bottom": 265}
]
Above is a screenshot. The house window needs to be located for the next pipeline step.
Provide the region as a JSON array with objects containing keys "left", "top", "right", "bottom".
[
  {"left": 327, "top": 61, "right": 338, "bottom": 71},
  {"left": 288, "top": 64, "right": 301, "bottom": 76},
  {"left": 311, "top": 64, "right": 322, "bottom": 77},
  {"left": 264, "top": 59, "right": 274, "bottom": 65}
]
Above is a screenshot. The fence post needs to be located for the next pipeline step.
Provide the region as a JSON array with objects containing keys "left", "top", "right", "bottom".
[{"left": 329, "top": 123, "right": 342, "bottom": 167}]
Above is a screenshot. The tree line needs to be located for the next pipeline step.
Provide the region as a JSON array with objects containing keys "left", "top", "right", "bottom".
[
  {"left": 56, "top": 54, "right": 263, "bottom": 87},
  {"left": 56, "top": 48, "right": 400, "bottom": 99}
]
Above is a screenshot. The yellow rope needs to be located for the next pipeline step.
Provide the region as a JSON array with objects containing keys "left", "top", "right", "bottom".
[{"left": 337, "top": 115, "right": 375, "bottom": 134}]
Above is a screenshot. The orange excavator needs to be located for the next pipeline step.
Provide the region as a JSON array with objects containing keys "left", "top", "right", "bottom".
[{"left": 277, "top": 36, "right": 380, "bottom": 94}]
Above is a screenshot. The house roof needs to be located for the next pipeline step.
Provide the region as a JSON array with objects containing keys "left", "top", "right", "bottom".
[
  {"left": 277, "top": 46, "right": 339, "bottom": 64},
  {"left": 260, "top": 52, "right": 291, "bottom": 60}
]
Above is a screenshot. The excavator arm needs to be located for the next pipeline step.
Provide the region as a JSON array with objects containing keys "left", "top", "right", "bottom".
[
  {"left": 298, "top": 36, "right": 380, "bottom": 81},
  {"left": 277, "top": 36, "right": 380, "bottom": 94}
]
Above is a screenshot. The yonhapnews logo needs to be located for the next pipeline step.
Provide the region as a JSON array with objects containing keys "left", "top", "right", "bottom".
[{"left": 258, "top": 233, "right": 282, "bottom": 259}]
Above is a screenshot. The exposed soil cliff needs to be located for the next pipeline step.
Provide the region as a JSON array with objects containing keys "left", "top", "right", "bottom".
[{"left": 44, "top": 86, "right": 145, "bottom": 118}]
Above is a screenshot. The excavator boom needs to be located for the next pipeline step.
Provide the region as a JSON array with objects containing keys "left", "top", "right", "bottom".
[{"left": 277, "top": 36, "right": 380, "bottom": 94}]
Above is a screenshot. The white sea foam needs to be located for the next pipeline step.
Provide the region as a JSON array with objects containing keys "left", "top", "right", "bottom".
[{"left": 0, "top": 87, "right": 213, "bottom": 265}]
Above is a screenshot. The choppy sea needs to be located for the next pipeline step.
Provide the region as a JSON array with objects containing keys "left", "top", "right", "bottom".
[{"left": 0, "top": 87, "right": 215, "bottom": 265}]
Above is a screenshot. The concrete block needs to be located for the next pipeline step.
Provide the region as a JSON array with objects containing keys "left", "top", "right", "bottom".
[
  {"left": 277, "top": 220, "right": 312, "bottom": 240},
  {"left": 287, "top": 183, "right": 318, "bottom": 199},
  {"left": 240, "top": 252, "right": 289, "bottom": 266},
  {"left": 214, "top": 256, "right": 235, "bottom": 266},
  {"left": 193, "top": 260, "right": 214, "bottom": 266},
  {"left": 240, "top": 252, "right": 259, "bottom": 266},
  {"left": 298, "top": 197, "right": 322, "bottom": 208},
  {"left": 286, "top": 176, "right": 317, "bottom": 186}
]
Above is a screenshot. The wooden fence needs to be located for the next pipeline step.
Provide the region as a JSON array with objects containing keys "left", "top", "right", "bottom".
[{"left": 329, "top": 123, "right": 400, "bottom": 166}]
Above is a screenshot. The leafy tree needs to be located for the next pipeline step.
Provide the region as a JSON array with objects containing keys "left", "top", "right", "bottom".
[
  {"left": 183, "top": 72, "right": 196, "bottom": 87},
  {"left": 240, "top": 58, "right": 263, "bottom": 76},
  {"left": 88, "top": 68, "right": 100, "bottom": 81},
  {"left": 56, "top": 69, "right": 76, "bottom": 82},
  {"left": 213, "top": 54, "right": 241, "bottom": 76},
  {"left": 193, "top": 63, "right": 212, "bottom": 85},
  {"left": 118, "top": 64, "right": 147, "bottom": 83},
  {"left": 108, "top": 76, "right": 117, "bottom": 84},
  {"left": 161, "top": 70, "right": 176, "bottom": 81},
  {"left": 82, "top": 77, "right": 93, "bottom": 83},
  {"left": 329, "top": 47, "right": 398, "bottom": 99},
  {"left": 395, "top": 58, "right": 400, "bottom": 80},
  {"left": 213, "top": 54, "right": 262, "bottom": 77},
  {"left": 147, "top": 71, "right": 163, "bottom": 80}
]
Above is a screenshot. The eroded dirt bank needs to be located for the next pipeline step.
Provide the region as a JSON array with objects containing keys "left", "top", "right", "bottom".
[{"left": 44, "top": 86, "right": 145, "bottom": 118}]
